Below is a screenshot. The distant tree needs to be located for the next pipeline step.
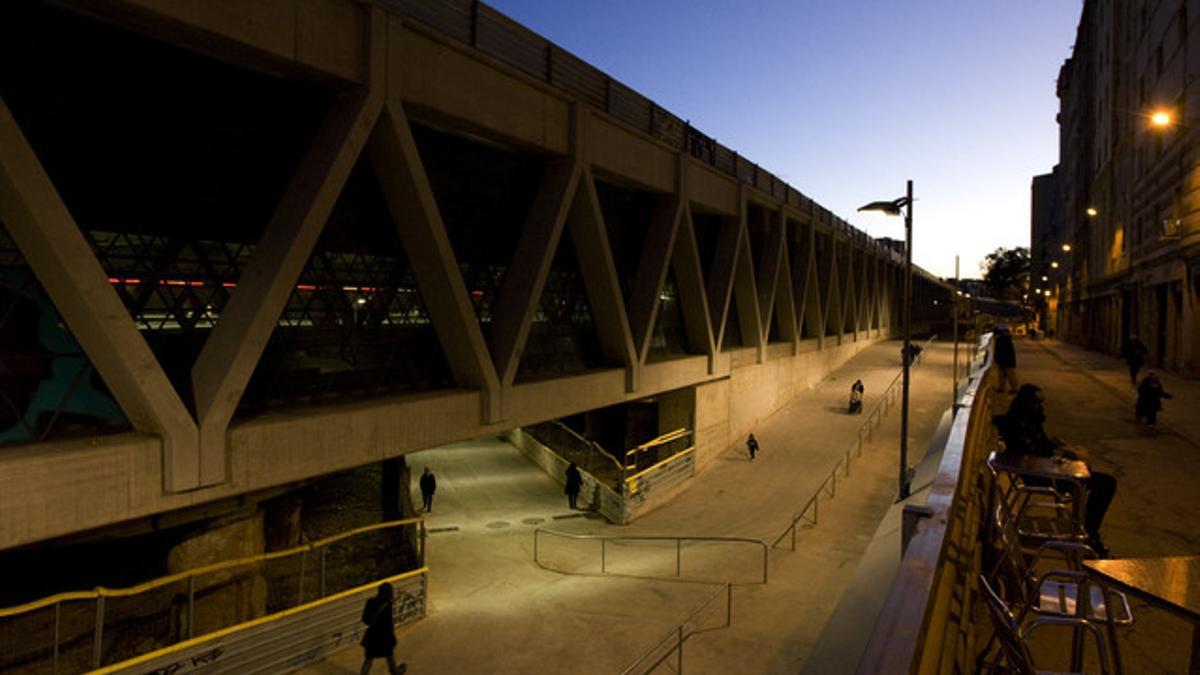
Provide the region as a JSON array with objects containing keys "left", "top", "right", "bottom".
[{"left": 981, "top": 246, "right": 1030, "bottom": 300}]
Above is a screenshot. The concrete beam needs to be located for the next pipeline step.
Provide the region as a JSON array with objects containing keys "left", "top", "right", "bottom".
[
  {"left": 774, "top": 237, "right": 799, "bottom": 349},
  {"left": 0, "top": 94, "right": 200, "bottom": 493},
  {"left": 673, "top": 206, "right": 717, "bottom": 372},
  {"left": 732, "top": 218, "right": 765, "bottom": 362},
  {"left": 708, "top": 216, "right": 742, "bottom": 351},
  {"left": 630, "top": 195, "right": 683, "bottom": 364},
  {"left": 490, "top": 159, "right": 580, "bottom": 386},
  {"left": 369, "top": 101, "right": 502, "bottom": 421},
  {"left": 191, "top": 11, "right": 387, "bottom": 487},
  {"left": 570, "top": 167, "right": 638, "bottom": 390},
  {"left": 60, "top": 0, "right": 367, "bottom": 84},
  {"left": 755, "top": 207, "right": 785, "bottom": 340}
]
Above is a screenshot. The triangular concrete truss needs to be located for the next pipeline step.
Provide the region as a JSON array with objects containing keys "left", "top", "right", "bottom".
[{"left": 0, "top": 5, "right": 908, "bottom": 496}]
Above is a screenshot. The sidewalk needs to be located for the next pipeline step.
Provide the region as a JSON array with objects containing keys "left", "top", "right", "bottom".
[
  {"left": 1014, "top": 339, "right": 1200, "bottom": 673},
  {"left": 298, "top": 339, "right": 960, "bottom": 674}
]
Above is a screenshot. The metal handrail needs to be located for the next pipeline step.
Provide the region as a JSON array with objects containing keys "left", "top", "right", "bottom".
[
  {"left": 772, "top": 336, "right": 943, "bottom": 550},
  {"left": 618, "top": 582, "right": 733, "bottom": 675},
  {"left": 0, "top": 517, "right": 427, "bottom": 672},
  {"left": 533, "top": 528, "right": 768, "bottom": 584},
  {"left": 551, "top": 420, "right": 626, "bottom": 477}
]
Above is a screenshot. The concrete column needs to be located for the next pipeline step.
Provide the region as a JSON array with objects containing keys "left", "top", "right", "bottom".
[
  {"left": 774, "top": 237, "right": 799, "bottom": 351},
  {"left": 490, "top": 159, "right": 579, "bottom": 386},
  {"left": 191, "top": 12, "right": 386, "bottom": 487},
  {"left": 168, "top": 510, "right": 267, "bottom": 629},
  {"left": 569, "top": 168, "right": 638, "bottom": 390},
  {"left": 369, "top": 102, "right": 501, "bottom": 421},
  {"left": 262, "top": 493, "right": 303, "bottom": 552},
  {"left": 381, "top": 456, "right": 414, "bottom": 520},
  {"left": 707, "top": 213, "right": 741, "bottom": 351},
  {"left": 732, "top": 221, "right": 764, "bottom": 361},
  {"left": 671, "top": 206, "right": 716, "bottom": 372},
  {"left": 754, "top": 208, "right": 785, "bottom": 343},
  {"left": 800, "top": 249, "right": 822, "bottom": 345},
  {"left": 0, "top": 95, "right": 200, "bottom": 492},
  {"left": 629, "top": 195, "right": 682, "bottom": 365}
]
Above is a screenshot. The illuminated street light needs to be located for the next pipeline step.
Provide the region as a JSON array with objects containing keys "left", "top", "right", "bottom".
[
  {"left": 1041, "top": 275, "right": 1048, "bottom": 281},
  {"left": 1062, "top": 243, "right": 1072, "bottom": 252},
  {"left": 858, "top": 180, "right": 914, "bottom": 501},
  {"left": 1044, "top": 290, "right": 1051, "bottom": 297},
  {"left": 1051, "top": 261, "right": 1060, "bottom": 269},
  {"left": 1151, "top": 110, "right": 1173, "bottom": 127},
  {"left": 1086, "top": 207, "right": 1098, "bottom": 217}
]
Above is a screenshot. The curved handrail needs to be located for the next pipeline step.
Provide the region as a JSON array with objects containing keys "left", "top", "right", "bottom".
[
  {"left": 550, "top": 420, "right": 627, "bottom": 478},
  {"left": 618, "top": 582, "right": 732, "bottom": 675},
  {"left": 532, "top": 528, "right": 768, "bottom": 584}
]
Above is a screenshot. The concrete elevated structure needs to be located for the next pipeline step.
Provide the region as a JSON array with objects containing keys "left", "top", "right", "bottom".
[{"left": 0, "top": 0, "right": 956, "bottom": 553}]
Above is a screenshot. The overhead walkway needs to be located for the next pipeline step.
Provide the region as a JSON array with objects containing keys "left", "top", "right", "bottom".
[{"left": 298, "top": 338, "right": 962, "bottom": 674}]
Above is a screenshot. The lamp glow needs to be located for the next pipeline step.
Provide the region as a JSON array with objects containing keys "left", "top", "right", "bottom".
[{"left": 1151, "top": 111, "right": 1172, "bottom": 127}]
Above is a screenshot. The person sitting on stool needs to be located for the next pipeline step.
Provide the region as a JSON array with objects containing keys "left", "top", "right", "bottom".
[{"left": 993, "top": 383, "right": 1117, "bottom": 557}]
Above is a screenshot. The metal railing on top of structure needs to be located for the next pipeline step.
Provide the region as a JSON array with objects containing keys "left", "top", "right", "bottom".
[
  {"left": 377, "top": 0, "right": 898, "bottom": 263},
  {"left": 771, "top": 336, "right": 944, "bottom": 551},
  {"left": 0, "top": 518, "right": 426, "bottom": 674},
  {"left": 855, "top": 336, "right": 996, "bottom": 674}
]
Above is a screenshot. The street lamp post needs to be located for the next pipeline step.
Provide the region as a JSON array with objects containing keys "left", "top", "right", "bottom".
[{"left": 859, "top": 179, "right": 914, "bottom": 501}]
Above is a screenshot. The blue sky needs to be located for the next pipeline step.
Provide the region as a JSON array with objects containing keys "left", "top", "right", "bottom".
[{"left": 488, "top": 0, "right": 1083, "bottom": 279}]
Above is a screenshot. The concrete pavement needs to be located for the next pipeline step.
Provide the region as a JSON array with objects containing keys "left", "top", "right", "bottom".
[{"left": 298, "top": 339, "right": 962, "bottom": 674}]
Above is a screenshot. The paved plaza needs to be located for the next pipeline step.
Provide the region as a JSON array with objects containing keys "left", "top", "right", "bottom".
[{"left": 299, "top": 340, "right": 960, "bottom": 674}]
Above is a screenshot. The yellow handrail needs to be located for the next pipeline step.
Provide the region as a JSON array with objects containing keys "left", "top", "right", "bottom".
[
  {"left": 89, "top": 566, "right": 429, "bottom": 675},
  {"left": 0, "top": 516, "right": 424, "bottom": 617}
]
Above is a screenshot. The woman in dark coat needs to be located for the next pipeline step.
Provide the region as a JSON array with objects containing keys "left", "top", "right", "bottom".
[
  {"left": 992, "top": 325, "right": 1018, "bottom": 393},
  {"left": 565, "top": 462, "right": 582, "bottom": 509},
  {"left": 360, "top": 583, "right": 405, "bottom": 674},
  {"left": 1135, "top": 371, "right": 1171, "bottom": 425}
]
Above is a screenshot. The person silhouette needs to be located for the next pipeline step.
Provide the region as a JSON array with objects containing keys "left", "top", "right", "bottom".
[{"left": 359, "top": 583, "right": 406, "bottom": 674}]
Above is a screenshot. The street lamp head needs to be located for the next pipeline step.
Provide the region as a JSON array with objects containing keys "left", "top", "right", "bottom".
[
  {"left": 1051, "top": 261, "right": 1060, "bottom": 269},
  {"left": 1086, "top": 207, "right": 1098, "bottom": 217},
  {"left": 1044, "top": 290, "right": 1052, "bottom": 297},
  {"left": 1061, "top": 243, "right": 1072, "bottom": 252},
  {"left": 857, "top": 197, "right": 909, "bottom": 216},
  {"left": 1151, "top": 110, "right": 1173, "bottom": 127}
]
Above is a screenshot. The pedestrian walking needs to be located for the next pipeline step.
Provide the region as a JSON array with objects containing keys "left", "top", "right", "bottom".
[
  {"left": 418, "top": 467, "right": 436, "bottom": 513},
  {"left": 565, "top": 462, "right": 582, "bottom": 509},
  {"left": 1121, "top": 336, "right": 1148, "bottom": 386},
  {"left": 1135, "top": 371, "right": 1172, "bottom": 426},
  {"left": 848, "top": 380, "right": 864, "bottom": 414},
  {"left": 993, "top": 324, "right": 1018, "bottom": 393},
  {"left": 359, "top": 583, "right": 407, "bottom": 675},
  {"left": 746, "top": 433, "right": 759, "bottom": 461}
]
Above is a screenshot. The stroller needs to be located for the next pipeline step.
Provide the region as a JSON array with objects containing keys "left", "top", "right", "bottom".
[{"left": 848, "top": 379, "right": 864, "bottom": 414}]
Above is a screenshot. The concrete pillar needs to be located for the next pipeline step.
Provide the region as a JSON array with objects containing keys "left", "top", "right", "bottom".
[
  {"left": 381, "top": 456, "right": 414, "bottom": 520},
  {"left": 168, "top": 510, "right": 267, "bottom": 631},
  {"left": 262, "top": 493, "right": 302, "bottom": 552}
]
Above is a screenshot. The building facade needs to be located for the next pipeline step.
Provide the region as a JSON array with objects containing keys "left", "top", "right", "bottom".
[
  {"left": 1030, "top": 168, "right": 1064, "bottom": 331},
  {"left": 1049, "top": 0, "right": 1200, "bottom": 375}
]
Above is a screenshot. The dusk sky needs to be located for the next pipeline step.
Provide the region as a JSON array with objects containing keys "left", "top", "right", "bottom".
[{"left": 488, "top": 0, "right": 1083, "bottom": 279}]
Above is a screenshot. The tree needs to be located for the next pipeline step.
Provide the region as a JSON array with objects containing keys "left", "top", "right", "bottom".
[{"left": 981, "top": 246, "right": 1030, "bottom": 300}]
